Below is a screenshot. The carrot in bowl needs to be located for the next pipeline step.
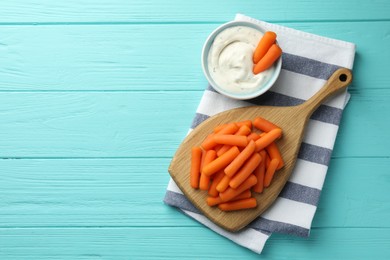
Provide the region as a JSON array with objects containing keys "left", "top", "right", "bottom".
[
  {"left": 253, "top": 31, "right": 277, "bottom": 64},
  {"left": 253, "top": 43, "right": 282, "bottom": 75}
]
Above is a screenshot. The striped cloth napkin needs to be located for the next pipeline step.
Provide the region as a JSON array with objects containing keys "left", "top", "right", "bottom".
[{"left": 164, "top": 13, "right": 356, "bottom": 254}]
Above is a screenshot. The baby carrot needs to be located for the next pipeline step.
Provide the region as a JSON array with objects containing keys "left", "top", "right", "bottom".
[
  {"left": 214, "top": 135, "right": 248, "bottom": 147},
  {"left": 224, "top": 140, "right": 256, "bottom": 177},
  {"left": 265, "top": 152, "right": 271, "bottom": 169},
  {"left": 206, "top": 195, "right": 223, "bottom": 207},
  {"left": 235, "top": 125, "right": 252, "bottom": 136},
  {"left": 216, "top": 125, "right": 251, "bottom": 156},
  {"left": 253, "top": 31, "right": 277, "bottom": 64},
  {"left": 220, "top": 175, "right": 257, "bottom": 202},
  {"left": 216, "top": 174, "right": 231, "bottom": 193},
  {"left": 208, "top": 170, "right": 225, "bottom": 197},
  {"left": 232, "top": 189, "right": 252, "bottom": 200},
  {"left": 202, "top": 123, "right": 239, "bottom": 150},
  {"left": 264, "top": 158, "right": 279, "bottom": 188},
  {"left": 216, "top": 145, "right": 231, "bottom": 157},
  {"left": 253, "top": 43, "right": 282, "bottom": 74},
  {"left": 266, "top": 142, "right": 285, "bottom": 170},
  {"left": 206, "top": 189, "right": 252, "bottom": 207},
  {"left": 218, "top": 198, "right": 257, "bottom": 211},
  {"left": 229, "top": 153, "right": 262, "bottom": 189},
  {"left": 253, "top": 116, "right": 280, "bottom": 132},
  {"left": 202, "top": 146, "right": 240, "bottom": 176},
  {"left": 201, "top": 133, "right": 216, "bottom": 151},
  {"left": 216, "top": 123, "right": 239, "bottom": 135},
  {"left": 247, "top": 132, "right": 260, "bottom": 142},
  {"left": 255, "top": 128, "right": 282, "bottom": 152},
  {"left": 190, "top": 147, "right": 202, "bottom": 189},
  {"left": 253, "top": 150, "right": 266, "bottom": 193},
  {"left": 199, "top": 150, "right": 217, "bottom": 190},
  {"left": 214, "top": 124, "right": 228, "bottom": 133},
  {"left": 200, "top": 149, "right": 207, "bottom": 171},
  {"left": 235, "top": 120, "right": 252, "bottom": 130}
]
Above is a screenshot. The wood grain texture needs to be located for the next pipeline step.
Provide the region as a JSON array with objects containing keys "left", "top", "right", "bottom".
[
  {"left": 0, "top": 89, "right": 388, "bottom": 158},
  {"left": 0, "top": 158, "right": 389, "bottom": 228},
  {"left": 169, "top": 69, "right": 352, "bottom": 231},
  {"left": 1, "top": 0, "right": 389, "bottom": 258},
  {"left": 0, "top": 0, "right": 389, "bottom": 23},
  {"left": 0, "top": 22, "right": 389, "bottom": 91},
  {"left": 0, "top": 227, "right": 389, "bottom": 259}
]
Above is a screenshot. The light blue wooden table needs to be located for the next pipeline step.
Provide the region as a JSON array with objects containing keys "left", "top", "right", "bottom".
[{"left": 0, "top": 1, "right": 389, "bottom": 259}]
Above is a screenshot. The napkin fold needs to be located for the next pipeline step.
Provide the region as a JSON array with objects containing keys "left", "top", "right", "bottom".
[{"left": 164, "top": 14, "right": 356, "bottom": 254}]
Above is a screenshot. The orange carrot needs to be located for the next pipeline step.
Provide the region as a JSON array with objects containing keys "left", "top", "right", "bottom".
[
  {"left": 214, "top": 135, "right": 248, "bottom": 147},
  {"left": 216, "top": 125, "right": 251, "bottom": 156},
  {"left": 253, "top": 116, "right": 280, "bottom": 132},
  {"left": 216, "top": 123, "right": 239, "bottom": 135},
  {"left": 206, "top": 196, "right": 223, "bottom": 207},
  {"left": 213, "top": 124, "right": 228, "bottom": 133},
  {"left": 235, "top": 120, "right": 252, "bottom": 130},
  {"left": 253, "top": 44, "right": 282, "bottom": 74},
  {"left": 235, "top": 125, "right": 252, "bottom": 136},
  {"left": 220, "top": 175, "right": 257, "bottom": 202},
  {"left": 247, "top": 133, "right": 260, "bottom": 142},
  {"left": 199, "top": 149, "right": 207, "bottom": 171},
  {"left": 200, "top": 133, "right": 216, "bottom": 151},
  {"left": 216, "top": 145, "right": 231, "bottom": 157},
  {"left": 218, "top": 198, "right": 257, "bottom": 211},
  {"left": 216, "top": 174, "right": 231, "bottom": 193},
  {"left": 190, "top": 147, "right": 202, "bottom": 189},
  {"left": 255, "top": 128, "right": 282, "bottom": 152},
  {"left": 214, "top": 144, "right": 224, "bottom": 152},
  {"left": 264, "top": 158, "right": 279, "bottom": 187},
  {"left": 253, "top": 150, "right": 266, "bottom": 193},
  {"left": 265, "top": 152, "right": 271, "bottom": 169},
  {"left": 208, "top": 170, "right": 225, "bottom": 197},
  {"left": 253, "top": 31, "right": 277, "bottom": 64},
  {"left": 232, "top": 189, "right": 252, "bottom": 200},
  {"left": 206, "top": 189, "right": 252, "bottom": 207},
  {"left": 202, "top": 146, "right": 240, "bottom": 176},
  {"left": 203, "top": 123, "right": 239, "bottom": 150},
  {"left": 229, "top": 153, "right": 262, "bottom": 189},
  {"left": 199, "top": 150, "right": 217, "bottom": 190},
  {"left": 224, "top": 140, "right": 256, "bottom": 177},
  {"left": 266, "top": 142, "right": 284, "bottom": 170}
]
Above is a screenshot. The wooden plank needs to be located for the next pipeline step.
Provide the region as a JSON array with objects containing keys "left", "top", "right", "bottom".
[
  {"left": 0, "top": 227, "right": 389, "bottom": 258},
  {"left": 0, "top": 89, "right": 387, "bottom": 158},
  {"left": 0, "top": 1, "right": 389, "bottom": 23},
  {"left": 0, "top": 158, "right": 388, "bottom": 228},
  {"left": 0, "top": 22, "right": 388, "bottom": 91}
]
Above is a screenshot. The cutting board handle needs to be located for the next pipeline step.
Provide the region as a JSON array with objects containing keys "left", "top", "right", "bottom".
[{"left": 301, "top": 68, "right": 353, "bottom": 116}]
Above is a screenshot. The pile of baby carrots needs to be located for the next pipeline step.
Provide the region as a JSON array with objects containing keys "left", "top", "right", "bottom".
[
  {"left": 190, "top": 117, "right": 284, "bottom": 211},
  {"left": 252, "top": 31, "right": 282, "bottom": 74}
]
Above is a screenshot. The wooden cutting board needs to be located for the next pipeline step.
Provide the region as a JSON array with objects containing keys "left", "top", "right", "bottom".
[{"left": 168, "top": 68, "right": 352, "bottom": 232}]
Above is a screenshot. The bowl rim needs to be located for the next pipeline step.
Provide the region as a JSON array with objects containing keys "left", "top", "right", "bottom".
[{"left": 201, "top": 20, "right": 282, "bottom": 100}]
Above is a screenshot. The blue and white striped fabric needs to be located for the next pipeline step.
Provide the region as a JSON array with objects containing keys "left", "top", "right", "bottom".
[{"left": 164, "top": 14, "right": 356, "bottom": 254}]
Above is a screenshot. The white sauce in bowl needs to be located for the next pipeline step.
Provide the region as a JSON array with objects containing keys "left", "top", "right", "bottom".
[{"left": 207, "top": 26, "right": 275, "bottom": 95}]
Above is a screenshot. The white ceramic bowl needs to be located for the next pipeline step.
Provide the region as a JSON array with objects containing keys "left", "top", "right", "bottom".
[{"left": 201, "top": 21, "right": 282, "bottom": 100}]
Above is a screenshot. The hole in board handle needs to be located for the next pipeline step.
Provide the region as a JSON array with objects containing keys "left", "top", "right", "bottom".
[{"left": 339, "top": 74, "right": 347, "bottom": 82}]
